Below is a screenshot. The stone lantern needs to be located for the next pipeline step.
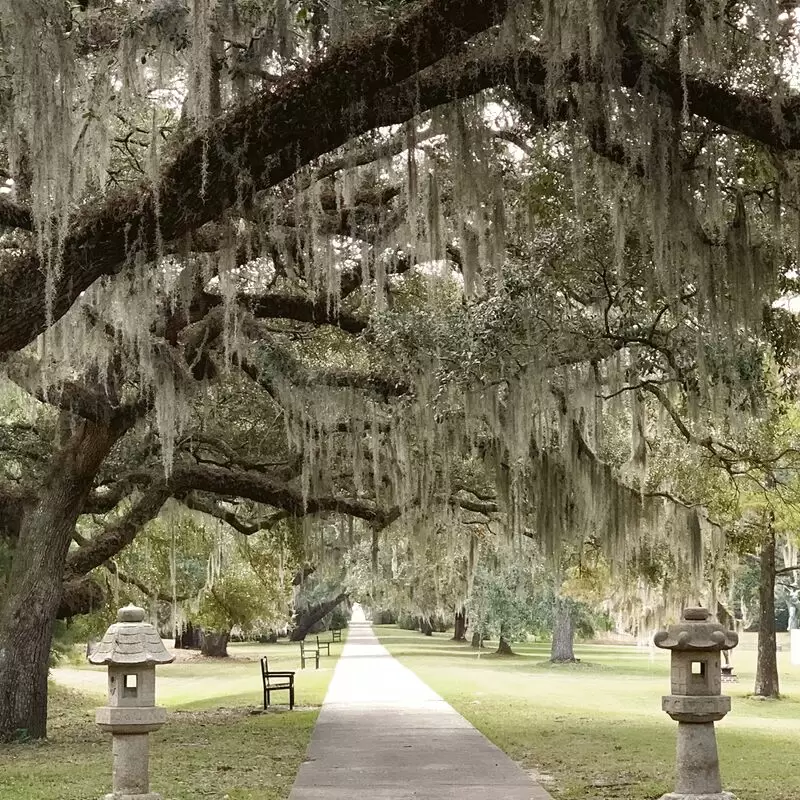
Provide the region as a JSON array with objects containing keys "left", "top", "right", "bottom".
[
  {"left": 654, "top": 607, "right": 738, "bottom": 800},
  {"left": 89, "top": 604, "right": 174, "bottom": 800}
]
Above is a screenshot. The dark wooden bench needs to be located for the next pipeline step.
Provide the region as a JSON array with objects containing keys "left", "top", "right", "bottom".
[
  {"left": 299, "top": 640, "right": 319, "bottom": 669},
  {"left": 260, "top": 657, "right": 295, "bottom": 710},
  {"left": 316, "top": 635, "right": 331, "bottom": 656},
  {"left": 331, "top": 628, "right": 342, "bottom": 643}
]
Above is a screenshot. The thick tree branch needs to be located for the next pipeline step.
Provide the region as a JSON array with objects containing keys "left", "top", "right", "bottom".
[
  {"left": 0, "top": 0, "right": 508, "bottom": 354},
  {"left": 184, "top": 432, "right": 301, "bottom": 480},
  {"left": 183, "top": 493, "right": 289, "bottom": 534},
  {"left": 243, "top": 292, "right": 369, "bottom": 334},
  {"left": 57, "top": 576, "right": 105, "bottom": 619},
  {"left": 618, "top": 32, "right": 800, "bottom": 151},
  {"left": 0, "top": 196, "right": 32, "bottom": 231},
  {"left": 84, "top": 478, "right": 141, "bottom": 514},
  {"left": 64, "top": 485, "right": 172, "bottom": 578},
  {"left": 3, "top": 356, "right": 125, "bottom": 424},
  {"left": 450, "top": 496, "right": 499, "bottom": 515},
  {"left": 170, "top": 462, "right": 399, "bottom": 528}
]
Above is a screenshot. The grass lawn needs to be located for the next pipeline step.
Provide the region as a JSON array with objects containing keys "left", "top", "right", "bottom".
[
  {"left": 375, "top": 626, "right": 800, "bottom": 800},
  {"left": 0, "top": 637, "right": 343, "bottom": 800}
]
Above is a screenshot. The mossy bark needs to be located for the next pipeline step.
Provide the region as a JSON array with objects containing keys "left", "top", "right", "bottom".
[
  {"left": 754, "top": 521, "right": 779, "bottom": 698},
  {"left": 200, "top": 630, "right": 231, "bottom": 658},
  {"left": 452, "top": 607, "right": 467, "bottom": 641},
  {"left": 0, "top": 419, "right": 121, "bottom": 741},
  {"left": 551, "top": 598, "right": 577, "bottom": 663},
  {"left": 496, "top": 634, "right": 514, "bottom": 655}
]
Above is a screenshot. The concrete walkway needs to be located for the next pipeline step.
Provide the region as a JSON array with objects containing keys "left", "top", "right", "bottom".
[{"left": 289, "top": 616, "right": 552, "bottom": 800}]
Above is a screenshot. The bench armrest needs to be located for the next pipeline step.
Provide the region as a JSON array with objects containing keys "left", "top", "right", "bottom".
[{"left": 266, "top": 671, "right": 295, "bottom": 677}]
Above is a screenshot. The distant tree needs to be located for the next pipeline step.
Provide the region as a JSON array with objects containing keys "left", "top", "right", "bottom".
[
  {"left": 114, "top": 508, "right": 295, "bottom": 657},
  {"left": 468, "top": 561, "right": 538, "bottom": 655}
]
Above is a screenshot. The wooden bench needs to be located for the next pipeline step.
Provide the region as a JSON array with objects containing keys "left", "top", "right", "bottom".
[
  {"left": 299, "top": 640, "right": 319, "bottom": 669},
  {"left": 331, "top": 629, "right": 342, "bottom": 643},
  {"left": 316, "top": 635, "right": 331, "bottom": 656},
  {"left": 260, "top": 657, "right": 295, "bottom": 710}
]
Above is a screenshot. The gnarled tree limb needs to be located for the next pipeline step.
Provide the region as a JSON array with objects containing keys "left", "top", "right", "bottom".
[{"left": 0, "top": 0, "right": 508, "bottom": 354}]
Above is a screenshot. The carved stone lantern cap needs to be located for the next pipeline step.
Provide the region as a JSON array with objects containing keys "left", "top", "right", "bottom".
[
  {"left": 653, "top": 607, "right": 738, "bottom": 652},
  {"left": 88, "top": 604, "right": 175, "bottom": 666}
]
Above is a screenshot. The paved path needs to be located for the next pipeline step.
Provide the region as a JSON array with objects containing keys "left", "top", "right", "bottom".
[{"left": 289, "top": 617, "right": 552, "bottom": 800}]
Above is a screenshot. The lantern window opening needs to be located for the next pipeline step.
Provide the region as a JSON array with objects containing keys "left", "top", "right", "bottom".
[
  {"left": 123, "top": 674, "right": 138, "bottom": 698},
  {"left": 691, "top": 661, "right": 705, "bottom": 677}
]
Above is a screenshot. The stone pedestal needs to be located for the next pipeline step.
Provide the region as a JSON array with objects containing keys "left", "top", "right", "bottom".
[
  {"left": 659, "top": 715, "right": 737, "bottom": 800},
  {"left": 107, "top": 732, "right": 156, "bottom": 799},
  {"left": 661, "top": 794, "right": 735, "bottom": 799},
  {"left": 674, "top": 721, "right": 724, "bottom": 795},
  {"left": 104, "top": 795, "right": 162, "bottom": 800},
  {"left": 96, "top": 708, "right": 166, "bottom": 798}
]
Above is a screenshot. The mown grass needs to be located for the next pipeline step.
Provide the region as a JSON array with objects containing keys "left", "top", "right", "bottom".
[
  {"left": 375, "top": 626, "right": 800, "bottom": 800},
  {"left": 0, "top": 637, "right": 344, "bottom": 800}
]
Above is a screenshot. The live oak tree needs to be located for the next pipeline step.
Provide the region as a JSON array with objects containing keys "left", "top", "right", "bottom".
[
  {"left": 2, "top": 0, "right": 800, "bottom": 740},
  {"left": 468, "top": 557, "right": 539, "bottom": 655},
  {"left": 630, "top": 360, "right": 800, "bottom": 700},
  {"left": 290, "top": 574, "right": 349, "bottom": 642},
  {"left": 109, "top": 506, "right": 297, "bottom": 657},
  {"left": 193, "top": 536, "right": 293, "bottom": 657}
]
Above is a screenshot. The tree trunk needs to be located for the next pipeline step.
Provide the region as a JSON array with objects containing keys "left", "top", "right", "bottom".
[
  {"left": 0, "top": 419, "right": 120, "bottom": 741},
  {"left": 471, "top": 631, "right": 484, "bottom": 648},
  {"left": 496, "top": 634, "right": 514, "bottom": 655},
  {"left": 420, "top": 618, "right": 433, "bottom": 636},
  {"left": 452, "top": 607, "right": 467, "bottom": 641},
  {"left": 289, "top": 592, "right": 347, "bottom": 641},
  {"left": 200, "top": 630, "right": 230, "bottom": 658},
  {"left": 0, "top": 497, "right": 25, "bottom": 543},
  {"left": 175, "top": 621, "right": 203, "bottom": 649},
  {"left": 551, "top": 598, "right": 577, "bottom": 663},
  {"left": 754, "top": 523, "right": 780, "bottom": 698},
  {"left": 716, "top": 601, "right": 735, "bottom": 667}
]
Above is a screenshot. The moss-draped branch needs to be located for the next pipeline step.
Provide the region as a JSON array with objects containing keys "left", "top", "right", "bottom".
[
  {"left": 1, "top": 1, "right": 798, "bottom": 354},
  {"left": 0, "top": 0, "right": 508, "bottom": 354}
]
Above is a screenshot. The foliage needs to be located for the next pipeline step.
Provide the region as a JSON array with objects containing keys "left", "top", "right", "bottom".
[
  {"left": 111, "top": 508, "right": 296, "bottom": 635},
  {"left": 467, "top": 560, "right": 538, "bottom": 645}
]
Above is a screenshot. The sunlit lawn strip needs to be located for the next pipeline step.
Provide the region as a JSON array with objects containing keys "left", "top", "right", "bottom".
[{"left": 375, "top": 626, "right": 800, "bottom": 800}]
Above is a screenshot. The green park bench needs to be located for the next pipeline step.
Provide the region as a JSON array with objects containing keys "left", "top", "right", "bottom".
[{"left": 260, "top": 656, "right": 295, "bottom": 710}]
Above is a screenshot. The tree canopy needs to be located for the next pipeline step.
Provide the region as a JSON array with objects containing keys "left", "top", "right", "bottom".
[{"left": 3, "top": 0, "right": 800, "bottom": 739}]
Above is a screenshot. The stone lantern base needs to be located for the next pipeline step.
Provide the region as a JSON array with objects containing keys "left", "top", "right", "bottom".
[
  {"left": 104, "top": 794, "right": 162, "bottom": 800},
  {"left": 660, "top": 794, "right": 735, "bottom": 800}
]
